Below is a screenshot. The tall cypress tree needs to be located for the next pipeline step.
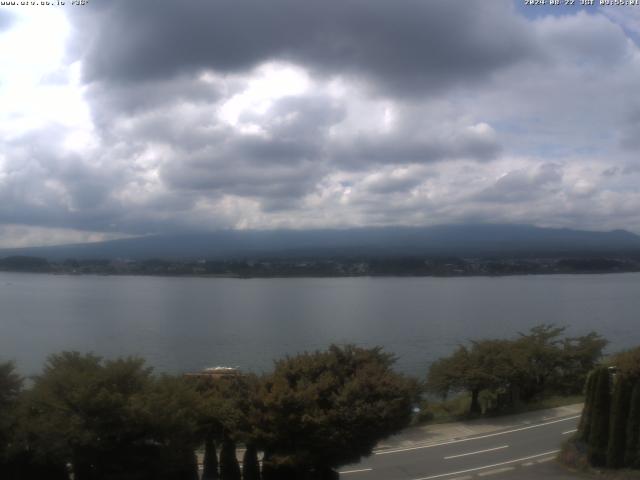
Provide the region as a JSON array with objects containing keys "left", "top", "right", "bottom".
[
  {"left": 578, "top": 370, "right": 597, "bottom": 442},
  {"left": 607, "top": 375, "right": 632, "bottom": 468},
  {"left": 242, "top": 444, "right": 260, "bottom": 480},
  {"left": 202, "top": 436, "right": 219, "bottom": 480},
  {"left": 188, "top": 451, "right": 200, "bottom": 480},
  {"left": 625, "top": 381, "right": 640, "bottom": 468},
  {"left": 261, "top": 452, "right": 276, "bottom": 480},
  {"left": 588, "top": 367, "right": 611, "bottom": 467},
  {"left": 219, "top": 437, "right": 241, "bottom": 480}
]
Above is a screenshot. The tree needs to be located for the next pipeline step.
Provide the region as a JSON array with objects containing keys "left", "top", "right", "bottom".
[
  {"left": 559, "top": 332, "right": 608, "bottom": 395},
  {"left": 587, "top": 367, "right": 611, "bottom": 467},
  {"left": 515, "top": 324, "right": 566, "bottom": 400},
  {"left": 0, "top": 362, "right": 23, "bottom": 477},
  {"left": 427, "top": 340, "right": 526, "bottom": 414},
  {"left": 202, "top": 435, "right": 219, "bottom": 480},
  {"left": 242, "top": 444, "right": 260, "bottom": 480},
  {"left": 577, "top": 369, "right": 598, "bottom": 443},
  {"left": 607, "top": 375, "right": 632, "bottom": 468},
  {"left": 191, "top": 372, "right": 263, "bottom": 480},
  {"left": 612, "top": 347, "right": 640, "bottom": 379},
  {"left": 625, "top": 381, "right": 640, "bottom": 468},
  {"left": 427, "top": 325, "right": 608, "bottom": 415},
  {"left": 134, "top": 374, "right": 203, "bottom": 480},
  {"left": 254, "top": 345, "right": 416, "bottom": 478},
  {"left": 219, "top": 436, "right": 241, "bottom": 480},
  {"left": 21, "top": 352, "right": 202, "bottom": 480}
]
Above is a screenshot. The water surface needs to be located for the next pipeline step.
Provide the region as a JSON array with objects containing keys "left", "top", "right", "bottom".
[{"left": 1, "top": 272, "right": 638, "bottom": 377}]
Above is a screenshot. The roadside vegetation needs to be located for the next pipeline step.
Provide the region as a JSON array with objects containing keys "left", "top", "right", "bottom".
[
  {"left": 424, "top": 325, "right": 606, "bottom": 419},
  {"left": 0, "top": 324, "right": 624, "bottom": 479},
  {"left": 0, "top": 345, "right": 417, "bottom": 480},
  {"left": 562, "top": 346, "right": 640, "bottom": 474}
]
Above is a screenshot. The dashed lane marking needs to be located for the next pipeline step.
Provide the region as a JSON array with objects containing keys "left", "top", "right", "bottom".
[
  {"left": 536, "top": 456, "right": 556, "bottom": 463},
  {"left": 562, "top": 429, "right": 577, "bottom": 435},
  {"left": 339, "top": 468, "right": 373, "bottom": 475},
  {"left": 521, "top": 462, "right": 535, "bottom": 467},
  {"left": 477, "top": 466, "right": 515, "bottom": 477},
  {"left": 376, "top": 416, "right": 579, "bottom": 456},
  {"left": 444, "top": 445, "right": 509, "bottom": 460},
  {"left": 410, "top": 450, "right": 561, "bottom": 480}
]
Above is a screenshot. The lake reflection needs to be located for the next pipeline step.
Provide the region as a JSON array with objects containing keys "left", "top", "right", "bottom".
[{"left": 1, "top": 272, "right": 639, "bottom": 376}]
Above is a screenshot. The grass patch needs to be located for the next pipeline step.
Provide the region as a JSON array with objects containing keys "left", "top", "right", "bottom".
[
  {"left": 559, "top": 439, "right": 640, "bottom": 479},
  {"left": 518, "top": 394, "right": 584, "bottom": 412},
  {"left": 414, "top": 394, "right": 472, "bottom": 425},
  {"left": 414, "top": 393, "right": 584, "bottom": 426}
]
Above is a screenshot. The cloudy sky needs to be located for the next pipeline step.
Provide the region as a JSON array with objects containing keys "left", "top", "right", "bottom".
[{"left": 1, "top": 0, "right": 640, "bottom": 247}]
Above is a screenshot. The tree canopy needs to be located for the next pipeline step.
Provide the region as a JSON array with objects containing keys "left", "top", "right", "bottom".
[
  {"left": 16, "top": 352, "right": 202, "bottom": 480},
  {"left": 427, "top": 325, "right": 607, "bottom": 414},
  {"left": 255, "top": 345, "right": 417, "bottom": 477}
]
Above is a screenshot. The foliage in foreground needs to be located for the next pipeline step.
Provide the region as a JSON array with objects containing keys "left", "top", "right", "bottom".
[
  {"left": 574, "top": 347, "right": 640, "bottom": 470},
  {"left": 254, "top": 345, "right": 417, "bottom": 478},
  {"left": 0, "top": 345, "right": 415, "bottom": 480},
  {"left": 426, "top": 325, "right": 607, "bottom": 415}
]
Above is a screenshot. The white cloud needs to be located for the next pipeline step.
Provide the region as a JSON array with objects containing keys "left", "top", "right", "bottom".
[{"left": 1, "top": 2, "right": 640, "bottom": 246}]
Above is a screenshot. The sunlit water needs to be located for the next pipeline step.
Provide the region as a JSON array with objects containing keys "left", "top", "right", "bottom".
[{"left": 1, "top": 272, "right": 638, "bottom": 377}]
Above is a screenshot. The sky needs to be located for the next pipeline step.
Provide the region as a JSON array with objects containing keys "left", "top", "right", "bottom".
[{"left": 1, "top": 0, "right": 640, "bottom": 247}]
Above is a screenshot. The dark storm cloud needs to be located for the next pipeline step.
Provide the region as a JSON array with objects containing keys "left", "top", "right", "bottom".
[
  {"left": 3, "top": 0, "right": 636, "bottom": 243},
  {"left": 0, "top": 127, "right": 213, "bottom": 236},
  {"left": 619, "top": 108, "right": 640, "bottom": 151},
  {"left": 76, "top": 0, "right": 535, "bottom": 96},
  {"left": 164, "top": 153, "right": 321, "bottom": 200},
  {"left": 243, "top": 96, "right": 346, "bottom": 144},
  {"left": 473, "top": 163, "right": 563, "bottom": 203},
  {"left": 363, "top": 174, "right": 426, "bottom": 195},
  {"left": 87, "top": 75, "right": 224, "bottom": 121},
  {"left": 331, "top": 126, "right": 502, "bottom": 169},
  {"left": 158, "top": 95, "right": 343, "bottom": 206},
  {"left": 0, "top": 129, "right": 125, "bottom": 232}
]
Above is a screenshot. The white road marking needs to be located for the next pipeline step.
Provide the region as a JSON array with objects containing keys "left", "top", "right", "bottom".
[
  {"left": 444, "top": 445, "right": 509, "bottom": 460},
  {"left": 477, "top": 466, "right": 515, "bottom": 477},
  {"left": 521, "top": 462, "right": 535, "bottom": 467},
  {"left": 448, "top": 477, "right": 473, "bottom": 480},
  {"left": 339, "top": 468, "right": 373, "bottom": 475},
  {"left": 562, "top": 429, "right": 577, "bottom": 435},
  {"left": 536, "top": 456, "right": 556, "bottom": 463},
  {"left": 410, "top": 450, "right": 560, "bottom": 480},
  {"left": 375, "top": 416, "right": 580, "bottom": 456}
]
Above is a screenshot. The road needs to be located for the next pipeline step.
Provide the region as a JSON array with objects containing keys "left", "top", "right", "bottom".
[{"left": 339, "top": 413, "right": 580, "bottom": 480}]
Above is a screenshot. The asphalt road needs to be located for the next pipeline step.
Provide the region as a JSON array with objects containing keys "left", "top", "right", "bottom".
[{"left": 339, "top": 413, "right": 581, "bottom": 480}]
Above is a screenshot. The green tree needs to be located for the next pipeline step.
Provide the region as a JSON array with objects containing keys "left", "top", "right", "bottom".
[
  {"left": 427, "top": 340, "right": 526, "bottom": 414},
  {"left": 0, "top": 362, "right": 23, "bottom": 477},
  {"left": 202, "top": 435, "right": 219, "bottom": 480},
  {"left": 515, "top": 324, "right": 566, "bottom": 400},
  {"left": 625, "top": 381, "right": 640, "bottom": 468},
  {"left": 219, "top": 436, "right": 241, "bottom": 480},
  {"left": 428, "top": 325, "right": 607, "bottom": 415},
  {"left": 607, "top": 375, "right": 632, "bottom": 468},
  {"left": 577, "top": 370, "right": 598, "bottom": 442},
  {"left": 21, "top": 352, "right": 202, "bottom": 480},
  {"left": 191, "top": 373, "right": 262, "bottom": 480},
  {"left": 612, "top": 347, "right": 640, "bottom": 379},
  {"left": 559, "top": 332, "right": 608, "bottom": 394},
  {"left": 255, "top": 345, "right": 416, "bottom": 479},
  {"left": 242, "top": 443, "right": 260, "bottom": 480},
  {"left": 588, "top": 367, "right": 611, "bottom": 467},
  {"left": 134, "top": 374, "right": 202, "bottom": 480}
]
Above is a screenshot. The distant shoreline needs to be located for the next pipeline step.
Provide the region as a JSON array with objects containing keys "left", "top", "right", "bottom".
[{"left": 2, "top": 265, "right": 640, "bottom": 280}]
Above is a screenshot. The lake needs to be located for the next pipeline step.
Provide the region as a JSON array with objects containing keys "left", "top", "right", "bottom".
[{"left": 1, "top": 272, "right": 639, "bottom": 377}]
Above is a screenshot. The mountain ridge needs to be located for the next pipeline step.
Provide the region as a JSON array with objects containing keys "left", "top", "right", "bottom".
[{"left": 2, "top": 224, "right": 640, "bottom": 260}]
